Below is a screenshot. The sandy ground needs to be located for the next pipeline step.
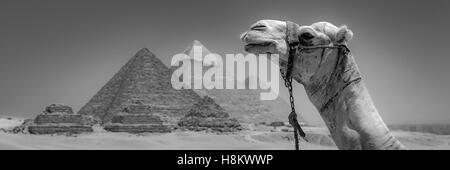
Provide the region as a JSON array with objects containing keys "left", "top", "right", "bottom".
[
  {"left": 0, "top": 129, "right": 449, "bottom": 150},
  {"left": 0, "top": 131, "right": 336, "bottom": 150},
  {"left": 1, "top": 118, "right": 449, "bottom": 150},
  {"left": 392, "top": 131, "right": 450, "bottom": 150}
]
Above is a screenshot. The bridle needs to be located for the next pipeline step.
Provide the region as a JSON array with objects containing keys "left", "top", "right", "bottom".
[{"left": 282, "top": 21, "right": 350, "bottom": 150}]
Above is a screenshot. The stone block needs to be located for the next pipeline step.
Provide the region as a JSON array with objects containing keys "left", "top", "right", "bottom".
[
  {"left": 110, "top": 114, "right": 163, "bottom": 124},
  {"left": 28, "top": 125, "right": 93, "bottom": 135},
  {"left": 44, "top": 104, "right": 74, "bottom": 114},
  {"left": 34, "top": 114, "right": 84, "bottom": 125},
  {"left": 103, "top": 124, "right": 171, "bottom": 133}
]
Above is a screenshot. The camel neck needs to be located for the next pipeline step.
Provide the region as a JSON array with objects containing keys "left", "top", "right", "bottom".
[
  {"left": 304, "top": 49, "right": 362, "bottom": 109},
  {"left": 303, "top": 51, "right": 405, "bottom": 149}
]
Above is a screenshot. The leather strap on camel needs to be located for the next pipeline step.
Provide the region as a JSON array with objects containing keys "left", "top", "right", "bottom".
[{"left": 283, "top": 21, "right": 307, "bottom": 150}]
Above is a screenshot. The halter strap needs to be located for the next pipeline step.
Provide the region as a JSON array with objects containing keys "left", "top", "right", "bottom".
[
  {"left": 286, "top": 21, "right": 300, "bottom": 48},
  {"left": 298, "top": 44, "right": 350, "bottom": 53},
  {"left": 283, "top": 21, "right": 306, "bottom": 150},
  {"left": 284, "top": 21, "right": 300, "bottom": 79}
]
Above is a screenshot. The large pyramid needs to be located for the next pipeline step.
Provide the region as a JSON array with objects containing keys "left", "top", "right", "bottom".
[
  {"left": 173, "top": 41, "right": 307, "bottom": 124},
  {"left": 78, "top": 48, "right": 201, "bottom": 124}
]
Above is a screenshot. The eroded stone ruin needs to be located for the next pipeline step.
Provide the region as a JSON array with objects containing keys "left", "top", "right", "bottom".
[
  {"left": 28, "top": 104, "right": 94, "bottom": 135},
  {"left": 178, "top": 96, "right": 241, "bottom": 132}
]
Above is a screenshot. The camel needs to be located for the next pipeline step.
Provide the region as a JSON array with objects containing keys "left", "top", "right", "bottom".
[{"left": 241, "top": 20, "right": 407, "bottom": 150}]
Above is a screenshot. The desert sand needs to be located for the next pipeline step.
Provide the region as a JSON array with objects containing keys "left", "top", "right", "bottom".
[
  {"left": 0, "top": 131, "right": 334, "bottom": 150},
  {"left": 1, "top": 117, "right": 449, "bottom": 150}
]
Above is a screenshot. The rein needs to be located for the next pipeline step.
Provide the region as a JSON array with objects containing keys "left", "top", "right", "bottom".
[{"left": 282, "top": 21, "right": 350, "bottom": 150}]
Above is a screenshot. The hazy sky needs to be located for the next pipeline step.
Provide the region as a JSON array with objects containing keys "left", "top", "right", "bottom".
[{"left": 1, "top": 0, "right": 449, "bottom": 125}]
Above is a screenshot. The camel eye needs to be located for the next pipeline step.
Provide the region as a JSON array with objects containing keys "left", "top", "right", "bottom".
[{"left": 300, "top": 32, "right": 314, "bottom": 40}]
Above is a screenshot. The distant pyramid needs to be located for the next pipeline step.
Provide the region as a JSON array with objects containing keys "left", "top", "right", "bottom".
[
  {"left": 171, "top": 40, "right": 232, "bottom": 90},
  {"left": 175, "top": 41, "right": 307, "bottom": 124},
  {"left": 182, "top": 40, "right": 221, "bottom": 67},
  {"left": 78, "top": 48, "right": 201, "bottom": 124}
]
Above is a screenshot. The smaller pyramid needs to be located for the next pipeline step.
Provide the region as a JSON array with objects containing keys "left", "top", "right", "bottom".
[
  {"left": 103, "top": 99, "right": 171, "bottom": 133},
  {"left": 28, "top": 104, "right": 94, "bottom": 135},
  {"left": 178, "top": 96, "right": 241, "bottom": 132}
]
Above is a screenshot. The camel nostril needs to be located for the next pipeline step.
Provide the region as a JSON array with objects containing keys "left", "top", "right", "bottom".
[{"left": 251, "top": 24, "right": 266, "bottom": 31}]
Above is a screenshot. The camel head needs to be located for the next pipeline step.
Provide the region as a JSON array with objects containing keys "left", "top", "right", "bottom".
[
  {"left": 241, "top": 20, "right": 353, "bottom": 85},
  {"left": 242, "top": 20, "right": 409, "bottom": 150},
  {"left": 292, "top": 22, "right": 353, "bottom": 84}
]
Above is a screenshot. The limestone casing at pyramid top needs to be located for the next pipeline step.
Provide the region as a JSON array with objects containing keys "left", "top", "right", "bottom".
[{"left": 182, "top": 40, "right": 223, "bottom": 67}]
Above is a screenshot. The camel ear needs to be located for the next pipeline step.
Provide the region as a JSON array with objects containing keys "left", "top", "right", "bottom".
[{"left": 336, "top": 26, "right": 353, "bottom": 44}]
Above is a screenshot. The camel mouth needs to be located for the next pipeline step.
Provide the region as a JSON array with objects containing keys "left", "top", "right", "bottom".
[{"left": 244, "top": 42, "right": 273, "bottom": 52}]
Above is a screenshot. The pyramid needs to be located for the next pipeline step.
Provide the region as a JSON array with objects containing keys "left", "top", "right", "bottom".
[
  {"left": 175, "top": 41, "right": 307, "bottom": 124},
  {"left": 28, "top": 104, "right": 94, "bottom": 135},
  {"left": 77, "top": 48, "right": 201, "bottom": 124},
  {"left": 171, "top": 40, "right": 229, "bottom": 89},
  {"left": 178, "top": 96, "right": 241, "bottom": 132},
  {"left": 182, "top": 40, "right": 221, "bottom": 67},
  {"left": 103, "top": 99, "right": 172, "bottom": 133}
]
